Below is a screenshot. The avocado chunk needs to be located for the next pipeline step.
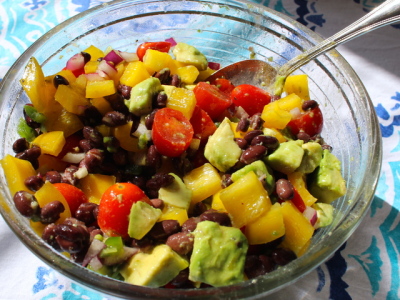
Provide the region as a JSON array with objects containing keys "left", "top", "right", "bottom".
[
  {"left": 308, "top": 150, "right": 347, "bottom": 203},
  {"left": 265, "top": 140, "right": 304, "bottom": 174},
  {"left": 312, "top": 202, "right": 334, "bottom": 229},
  {"left": 120, "top": 244, "right": 189, "bottom": 287},
  {"left": 173, "top": 42, "right": 208, "bottom": 71},
  {"left": 231, "top": 160, "right": 275, "bottom": 194},
  {"left": 128, "top": 201, "right": 162, "bottom": 240},
  {"left": 204, "top": 118, "right": 242, "bottom": 172},
  {"left": 296, "top": 142, "right": 323, "bottom": 174},
  {"left": 158, "top": 173, "right": 192, "bottom": 210},
  {"left": 125, "top": 77, "right": 162, "bottom": 116},
  {"left": 189, "top": 221, "right": 248, "bottom": 287}
]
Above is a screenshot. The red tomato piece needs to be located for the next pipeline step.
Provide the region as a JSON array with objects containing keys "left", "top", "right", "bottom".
[
  {"left": 97, "top": 183, "right": 151, "bottom": 238},
  {"left": 152, "top": 108, "right": 194, "bottom": 157},
  {"left": 291, "top": 188, "right": 306, "bottom": 213},
  {"left": 190, "top": 106, "right": 217, "bottom": 142},
  {"left": 212, "top": 78, "right": 235, "bottom": 95},
  {"left": 193, "top": 82, "right": 232, "bottom": 120},
  {"left": 136, "top": 41, "right": 172, "bottom": 61},
  {"left": 230, "top": 84, "right": 272, "bottom": 116},
  {"left": 53, "top": 183, "right": 88, "bottom": 216},
  {"left": 287, "top": 106, "right": 323, "bottom": 137}
]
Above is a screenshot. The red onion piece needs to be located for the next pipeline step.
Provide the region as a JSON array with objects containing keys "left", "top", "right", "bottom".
[
  {"left": 104, "top": 49, "right": 124, "bottom": 65},
  {"left": 165, "top": 37, "right": 177, "bottom": 46},
  {"left": 119, "top": 51, "right": 139, "bottom": 62},
  {"left": 65, "top": 53, "right": 86, "bottom": 76},
  {"left": 208, "top": 61, "right": 221, "bottom": 70},
  {"left": 97, "top": 60, "right": 117, "bottom": 78},
  {"left": 303, "top": 206, "right": 318, "bottom": 226},
  {"left": 82, "top": 238, "right": 106, "bottom": 267}
]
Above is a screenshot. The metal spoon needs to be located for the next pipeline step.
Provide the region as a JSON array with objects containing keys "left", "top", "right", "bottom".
[{"left": 206, "top": 0, "right": 400, "bottom": 95}]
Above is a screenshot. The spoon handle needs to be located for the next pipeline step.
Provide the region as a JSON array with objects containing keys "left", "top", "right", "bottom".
[{"left": 279, "top": 0, "right": 400, "bottom": 76}]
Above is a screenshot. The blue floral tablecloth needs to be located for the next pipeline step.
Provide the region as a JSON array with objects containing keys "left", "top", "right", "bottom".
[{"left": 0, "top": 0, "right": 399, "bottom": 299}]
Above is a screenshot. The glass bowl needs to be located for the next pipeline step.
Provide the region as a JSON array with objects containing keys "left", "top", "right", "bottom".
[{"left": 0, "top": 0, "right": 382, "bottom": 299}]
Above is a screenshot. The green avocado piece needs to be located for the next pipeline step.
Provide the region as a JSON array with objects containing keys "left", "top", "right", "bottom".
[
  {"left": 231, "top": 160, "right": 275, "bottom": 194},
  {"left": 308, "top": 150, "right": 347, "bottom": 203},
  {"left": 296, "top": 142, "right": 323, "bottom": 174},
  {"left": 120, "top": 244, "right": 189, "bottom": 287},
  {"left": 158, "top": 173, "right": 192, "bottom": 210},
  {"left": 161, "top": 84, "right": 176, "bottom": 98},
  {"left": 204, "top": 118, "right": 242, "bottom": 172},
  {"left": 265, "top": 140, "right": 304, "bottom": 174},
  {"left": 189, "top": 221, "right": 248, "bottom": 287},
  {"left": 125, "top": 77, "right": 162, "bottom": 116},
  {"left": 173, "top": 42, "right": 208, "bottom": 71},
  {"left": 128, "top": 201, "right": 162, "bottom": 240},
  {"left": 312, "top": 202, "right": 334, "bottom": 228}
]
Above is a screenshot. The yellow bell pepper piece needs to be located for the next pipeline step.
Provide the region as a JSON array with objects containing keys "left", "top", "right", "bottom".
[
  {"left": 166, "top": 88, "right": 196, "bottom": 120},
  {"left": 55, "top": 84, "right": 90, "bottom": 115},
  {"left": 84, "top": 61, "right": 99, "bottom": 74},
  {"left": 211, "top": 191, "right": 227, "bottom": 213},
  {"left": 44, "top": 108, "right": 84, "bottom": 137},
  {"left": 0, "top": 155, "right": 37, "bottom": 195},
  {"left": 176, "top": 65, "right": 200, "bottom": 84},
  {"left": 183, "top": 163, "right": 222, "bottom": 205},
  {"left": 90, "top": 97, "right": 113, "bottom": 115},
  {"left": 32, "top": 131, "right": 66, "bottom": 156},
  {"left": 119, "top": 61, "right": 151, "bottom": 87},
  {"left": 280, "top": 201, "right": 315, "bottom": 256},
  {"left": 113, "top": 121, "right": 140, "bottom": 152},
  {"left": 245, "top": 203, "right": 285, "bottom": 245},
  {"left": 284, "top": 74, "right": 310, "bottom": 100},
  {"left": 80, "top": 174, "right": 116, "bottom": 204},
  {"left": 143, "top": 49, "right": 173, "bottom": 74},
  {"left": 83, "top": 45, "right": 105, "bottom": 61},
  {"left": 86, "top": 80, "right": 116, "bottom": 98},
  {"left": 287, "top": 171, "right": 318, "bottom": 206},
  {"left": 219, "top": 171, "right": 271, "bottom": 228},
  {"left": 197, "top": 67, "right": 215, "bottom": 82},
  {"left": 158, "top": 204, "right": 189, "bottom": 225},
  {"left": 37, "top": 154, "right": 68, "bottom": 174}
]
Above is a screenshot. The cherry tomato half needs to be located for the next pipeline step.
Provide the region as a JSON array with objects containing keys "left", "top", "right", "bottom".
[
  {"left": 287, "top": 106, "right": 323, "bottom": 137},
  {"left": 190, "top": 106, "right": 217, "bottom": 142},
  {"left": 53, "top": 183, "right": 88, "bottom": 216},
  {"left": 152, "top": 108, "right": 194, "bottom": 157},
  {"left": 212, "top": 78, "right": 235, "bottom": 95},
  {"left": 230, "top": 84, "right": 272, "bottom": 116},
  {"left": 193, "top": 82, "right": 232, "bottom": 120},
  {"left": 98, "top": 183, "right": 151, "bottom": 238},
  {"left": 136, "top": 42, "right": 172, "bottom": 61}
]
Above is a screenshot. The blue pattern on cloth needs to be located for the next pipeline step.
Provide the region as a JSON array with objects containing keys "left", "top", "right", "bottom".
[{"left": 0, "top": 0, "right": 399, "bottom": 299}]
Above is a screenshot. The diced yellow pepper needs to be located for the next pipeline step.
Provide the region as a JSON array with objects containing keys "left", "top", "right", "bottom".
[
  {"left": 113, "top": 121, "right": 140, "bottom": 152},
  {"left": 168, "top": 59, "right": 188, "bottom": 75},
  {"left": 83, "top": 45, "right": 105, "bottom": 61},
  {"left": 176, "top": 65, "right": 199, "bottom": 84},
  {"left": 219, "top": 171, "right": 271, "bottom": 228},
  {"left": 245, "top": 203, "right": 285, "bottom": 245},
  {"left": 230, "top": 122, "right": 252, "bottom": 139},
  {"left": 84, "top": 61, "right": 99, "bottom": 74},
  {"left": 91, "top": 97, "right": 113, "bottom": 115},
  {"left": 197, "top": 67, "right": 215, "bottom": 82},
  {"left": 166, "top": 88, "right": 196, "bottom": 120},
  {"left": 55, "top": 84, "right": 90, "bottom": 115},
  {"left": 262, "top": 127, "right": 287, "bottom": 143},
  {"left": 86, "top": 80, "right": 116, "bottom": 98},
  {"left": 287, "top": 171, "right": 318, "bottom": 206},
  {"left": 119, "top": 61, "right": 151, "bottom": 87},
  {"left": 211, "top": 191, "right": 227, "bottom": 213},
  {"left": 158, "top": 204, "right": 189, "bottom": 225},
  {"left": 113, "top": 62, "right": 126, "bottom": 85},
  {"left": 37, "top": 154, "right": 68, "bottom": 174},
  {"left": 280, "top": 201, "right": 315, "bottom": 256},
  {"left": 143, "top": 49, "right": 173, "bottom": 74},
  {"left": 183, "top": 163, "right": 222, "bottom": 205},
  {"left": 32, "top": 131, "right": 66, "bottom": 156},
  {"left": 80, "top": 174, "right": 116, "bottom": 204},
  {"left": 95, "top": 124, "right": 112, "bottom": 137},
  {"left": 0, "top": 155, "right": 37, "bottom": 195},
  {"left": 56, "top": 69, "right": 76, "bottom": 84},
  {"left": 44, "top": 108, "right": 84, "bottom": 137},
  {"left": 71, "top": 74, "right": 87, "bottom": 94},
  {"left": 284, "top": 74, "right": 310, "bottom": 100}
]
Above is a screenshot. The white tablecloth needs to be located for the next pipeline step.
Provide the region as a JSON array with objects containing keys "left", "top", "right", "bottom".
[{"left": 0, "top": 0, "right": 399, "bottom": 299}]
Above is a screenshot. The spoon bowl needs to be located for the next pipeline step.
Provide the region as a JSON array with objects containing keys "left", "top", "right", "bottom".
[{"left": 207, "top": 0, "right": 400, "bottom": 95}]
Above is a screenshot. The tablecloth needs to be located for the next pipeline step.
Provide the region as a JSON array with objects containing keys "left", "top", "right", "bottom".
[{"left": 0, "top": 0, "right": 399, "bottom": 299}]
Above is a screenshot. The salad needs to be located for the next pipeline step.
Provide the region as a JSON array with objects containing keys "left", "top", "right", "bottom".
[{"left": 1, "top": 39, "right": 347, "bottom": 288}]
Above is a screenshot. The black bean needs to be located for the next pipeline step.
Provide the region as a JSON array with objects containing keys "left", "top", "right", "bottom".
[
  {"left": 297, "top": 131, "right": 311, "bottom": 142},
  {"left": 40, "top": 201, "right": 65, "bottom": 224},
  {"left": 45, "top": 171, "right": 62, "bottom": 184},
  {"left": 240, "top": 145, "right": 267, "bottom": 164},
  {"left": 154, "top": 92, "right": 168, "bottom": 108},
  {"left": 150, "top": 198, "right": 164, "bottom": 210},
  {"left": 169, "top": 269, "right": 193, "bottom": 289},
  {"left": 166, "top": 232, "right": 194, "bottom": 255},
  {"left": 112, "top": 147, "right": 128, "bottom": 166},
  {"left": 302, "top": 100, "right": 318, "bottom": 111},
  {"left": 249, "top": 113, "right": 263, "bottom": 130},
  {"left": 171, "top": 74, "right": 181, "bottom": 87},
  {"left": 192, "top": 202, "right": 208, "bottom": 217},
  {"left": 271, "top": 248, "right": 297, "bottom": 266},
  {"left": 221, "top": 173, "right": 233, "bottom": 188},
  {"left": 131, "top": 236, "right": 153, "bottom": 251},
  {"left": 145, "top": 109, "right": 158, "bottom": 130},
  {"left": 81, "top": 51, "right": 91, "bottom": 63},
  {"left": 117, "top": 84, "right": 132, "bottom": 99},
  {"left": 146, "top": 145, "right": 162, "bottom": 169},
  {"left": 13, "top": 191, "right": 40, "bottom": 218},
  {"left": 153, "top": 68, "right": 171, "bottom": 84},
  {"left": 61, "top": 165, "right": 79, "bottom": 185},
  {"left": 42, "top": 223, "right": 61, "bottom": 250},
  {"left": 149, "top": 220, "right": 181, "bottom": 241},
  {"left": 102, "top": 111, "right": 127, "bottom": 127},
  {"left": 79, "top": 139, "right": 95, "bottom": 152},
  {"left": 80, "top": 149, "right": 104, "bottom": 172},
  {"left": 275, "top": 178, "right": 294, "bottom": 200},
  {"left": 243, "top": 130, "right": 263, "bottom": 144},
  {"left": 103, "top": 136, "right": 120, "bottom": 153},
  {"left": 244, "top": 254, "right": 275, "bottom": 279},
  {"left": 199, "top": 210, "right": 232, "bottom": 227},
  {"left": 54, "top": 219, "right": 90, "bottom": 253},
  {"left": 105, "top": 93, "right": 129, "bottom": 114},
  {"left": 83, "top": 106, "right": 103, "bottom": 126},
  {"left": 24, "top": 175, "right": 44, "bottom": 192},
  {"left": 181, "top": 217, "right": 200, "bottom": 233},
  {"left": 16, "top": 145, "right": 41, "bottom": 161},
  {"left": 53, "top": 75, "right": 69, "bottom": 88},
  {"left": 236, "top": 118, "right": 250, "bottom": 132},
  {"left": 234, "top": 138, "right": 248, "bottom": 149},
  {"left": 12, "top": 138, "right": 29, "bottom": 153},
  {"left": 82, "top": 126, "right": 103, "bottom": 147},
  {"left": 75, "top": 202, "right": 98, "bottom": 225},
  {"left": 146, "top": 173, "right": 174, "bottom": 191},
  {"left": 259, "top": 254, "right": 275, "bottom": 273}
]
